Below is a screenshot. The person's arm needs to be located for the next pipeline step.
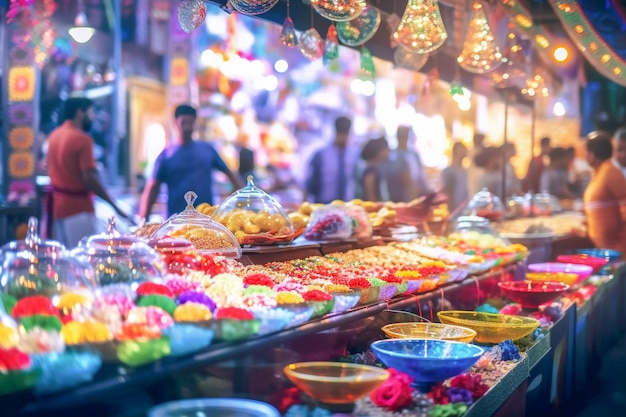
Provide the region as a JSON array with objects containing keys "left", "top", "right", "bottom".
[
  {"left": 363, "top": 171, "right": 378, "bottom": 202},
  {"left": 139, "top": 178, "right": 161, "bottom": 220},
  {"left": 139, "top": 151, "right": 166, "bottom": 220},
  {"left": 212, "top": 146, "right": 244, "bottom": 190},
  {"left": 77, "top": 137, "right": 129, "bottom": 219},
  {"left": 607, "top": 170, "right": 626, "bottom": 223}
]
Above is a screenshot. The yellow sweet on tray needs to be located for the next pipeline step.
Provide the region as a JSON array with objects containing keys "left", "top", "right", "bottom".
[
  {"left": 61, "top": 321, "right": 113, "bottom": 345},
  {"left": 0, "top": 324, "right": 17, "bottom": 348},
  {"left": 174, "top": 302, "right": 212, "bottom": 322},
  {"left": 170, "top": 225, "right": 238, "bottom": 250}
]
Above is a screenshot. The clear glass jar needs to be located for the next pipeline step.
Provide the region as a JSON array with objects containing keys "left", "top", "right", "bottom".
[
  {"left": 150, "top": 192, "right": 242, "bottom": 258},
  {"left": 0, "top": 218, "right": 96, "bottom": 300},
  {"left": 463, "top": 188, "right": 505, "bottom": 221},
  {"left": 74, "top": 217, "right": 166, "bottom": 287},
  {"left": 450, "top": 215, "right": 511, "bottom": 246},
  {"left": 212, "top": 176, "right": 295, "bottom": 246}
]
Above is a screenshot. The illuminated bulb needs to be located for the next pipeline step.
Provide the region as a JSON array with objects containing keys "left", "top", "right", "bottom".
[
  {"left": 351, "top": 78, "right": 363, "bottom": 94},
  {"left": 458, "top": 98, "right": 471, "bottom": 111},
  {"left": 362, "top": 80, "right": 376, "bottom": 96},
  {"left": 553, "top": 47, "right": 569, "bottom": 62},
  {"left": 274, "top": 59, "right": 288, "bottom": 73},
  {"left": 553, "top": 101, "right": 566, "bottom": 117},
  {"left": 264, "top": 75, "right": 278, "bottom": 91}
]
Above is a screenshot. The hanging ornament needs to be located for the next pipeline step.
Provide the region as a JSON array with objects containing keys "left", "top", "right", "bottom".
[
  {"left": 280, "top": 19, "right": 298, "bottom": 47},
  {"left": 229, "top": 0, "right": 280, "bottom": 16},
  {"left": 299, "top": 29, "right": 324, "bottom": 60},
  {"left": 491, "top": 27, "right": 527, "bottom": 89},
  {"left": 394, "top": 47, "right": 429, "bottom": 72},
  {"left": 337, "top": 5, "right": 381, "bottom": 47},
  {"left": 324, "top": 24, "right": 339, "bottom": 65},
  {"left": 311, "top": 0, "right": 366, "bottom": 22},
  {"left": 360, "top": 47, "right": 376, "bottom": 78},
  {"left": 394, "top": 0, "right": 448, "bottom": 54},
  {"left": 177, "top": 0, "right": 207, "bottom": 33},
  {"left": 457, "top": 3, "right": 502, "bottom": 74}
]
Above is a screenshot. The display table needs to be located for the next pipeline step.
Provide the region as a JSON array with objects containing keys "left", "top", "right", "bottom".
[{"left": 5, "top": 259, "right": 625, "bottom": 417}]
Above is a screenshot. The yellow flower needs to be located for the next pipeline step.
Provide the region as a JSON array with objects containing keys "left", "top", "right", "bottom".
[
  {"left": 9, "top": 127, "right": 34, "bottom": 150},
  {"left": 170, "top": 58, "right": 189, "bottom": 86},
  {"left": 8, "top": 67, "right": 36, "bottom": 102},
  {"left": 9, "top": 152, "right": 34, "bottom": 178}
]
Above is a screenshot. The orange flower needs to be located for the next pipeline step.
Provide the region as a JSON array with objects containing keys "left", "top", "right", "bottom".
[
  {"left": 9, "top": 152, "right": 34, "bottom": 178},
  {"left": 9, "top": 127, "right": 34, "bottom": 150},
  {"left": 170, "top": 58, "right": 189, "bottom": 86},
  {"left": 8, "top": 67, "right": 36, "bottom": 102}
]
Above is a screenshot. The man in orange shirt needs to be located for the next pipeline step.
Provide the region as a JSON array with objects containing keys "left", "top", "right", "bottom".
[{"left": 47, "top": 97, "right": 129, "bottom": 247}]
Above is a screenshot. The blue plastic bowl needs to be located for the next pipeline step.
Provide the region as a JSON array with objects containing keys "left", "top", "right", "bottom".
[
  {"left": 370, "top": 339, "right": 484, "bottom": 391},
  {"left": 576, "top": 248, "right": 622, "bottom": 263},
  {"left": 148, "top": 398, "right": 280, "bottom": 417}
]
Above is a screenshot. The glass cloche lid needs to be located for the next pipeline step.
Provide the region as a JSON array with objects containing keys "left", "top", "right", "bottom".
[
  {"left": 75, "top": 217, "right": 167, "bottom": 287},
  {"left": 212, "top": 176, "right": 295, "bottom": 246},
  {"left": 0, "top": 217, "right": 65, "bottom": 255},
  {"left": 0, "top": 220, "right": 96, "bottom": 301},
  {"left": 150, "top": 191, "right": 242, "bottom": 258},
  {"left": 449, "top": 215, "right": 510, "bottom": 246},
  {"left": 463, "top": 188, "right": 505, "bottom": 221}
]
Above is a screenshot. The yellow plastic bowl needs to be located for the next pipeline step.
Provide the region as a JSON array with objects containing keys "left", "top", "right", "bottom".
[
  {"left": 437, "top": 311, "right": 539, "bottom": 344},
  {"left": 381, "top": 322, "right": 477, "bottom": 343},
  {"left": 284, "top": 362, "right": 389, "bottom": 405},
  {"left": 526, "top": 272, "right": 578, "bottom": 287}
]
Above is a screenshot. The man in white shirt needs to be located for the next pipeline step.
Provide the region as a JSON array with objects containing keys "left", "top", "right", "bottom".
[{"left": 612, "top": 127, "right": 626, "bottom": 178}]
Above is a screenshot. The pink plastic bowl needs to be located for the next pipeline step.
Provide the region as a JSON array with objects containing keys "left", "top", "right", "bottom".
[
  {"left": 527, "top": 262, "right": 593, "bottom": 284},
  {"left": 498, "top": 281, "right": 569, "bottom": 308},
  {"left": 556, "top": 254, "right": 608, "bottom": 273}
]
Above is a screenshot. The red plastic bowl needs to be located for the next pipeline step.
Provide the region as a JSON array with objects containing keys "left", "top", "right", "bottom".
[
  {"left": 498, "top": 280, "right": 569, "bottom": 309},
  {"left": 556, "top": 254, "right": 608, "bottom": 273}
]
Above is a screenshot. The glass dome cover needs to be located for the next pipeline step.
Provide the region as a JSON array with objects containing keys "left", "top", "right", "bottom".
[
  {"left": 151, "top": 192, "right": 242, "bottom": 258},
  {"left": 0, "top": 219, "right": 96, "bottom": 300},
  {"left": 0, "top": 217, "right": 65, "bottom": 255},
  {"left": 463, "top": 188, "right": 505, "bottom": 221},
  {"left": 75, "top": 217, "right": 166, "bottom": 286},
  {"left": 450, "top": 215, "right": 510, "bottom": 246},
  {"left": 212, "top": 176, "right": 295, "bottom": 246}
]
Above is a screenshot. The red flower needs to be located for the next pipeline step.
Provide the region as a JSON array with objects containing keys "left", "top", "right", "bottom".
[
  {"left": 428, "top": 383, "right": 450, "bottom": 405},
  {"left": 269, "top": 387, "right": 302, "bottom": 413},
  {"left": 243, "top": 274, "right": 275, "bottom": 288},
  {"left": 136, "top": 282, "right": 173, "bottom": 298},
  {"left": 302, "top": 289, "right": 333, "bottom": 302},
  {"left": 449, "top": 373, "right": 489, "bottom": 400},
  {"left": 0, "top": 348, "right": 31, "bottom": 372},
  {"left": 11, "top": 295, "right": 59, "bottom": 319},
  {"left": 215, "top": 307, "right": 255, "bottom": 320},
  {"left": 370, "top": 369, "right": 414, "bottom": 411}
]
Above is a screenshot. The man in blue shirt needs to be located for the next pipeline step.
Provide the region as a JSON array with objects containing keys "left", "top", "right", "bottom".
[{"left": 139, "top": 105, "right": 243, "bottom": 219}]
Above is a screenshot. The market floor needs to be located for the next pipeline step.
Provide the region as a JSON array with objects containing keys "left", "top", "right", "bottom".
[{"left": 571, "top": 334, "right": 626, "bottom": 416}]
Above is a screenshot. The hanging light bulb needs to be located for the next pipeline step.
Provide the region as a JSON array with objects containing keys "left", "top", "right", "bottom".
[
  {"left": 394, "top": 47, "right": 429, "bottom": 71},
  {"left": 177, "top": 0, "right": 207, "bottom": 33},
  {"left": 280, "top": 0, "right": 298, "bottom": 47},
  {"left": 68, "top": 11, "right": 95, "bottom": 43},
  {"left": 393, "top": 0, "right": 448, "bottom": 54},
  {"left": 457, "top": 2, "right": 502, "bottom": 74},
  {"left": 311, "top": 0, "right": 366, "bottom": 22},
  {"left": 299, "top": 6, "right": 324, "bottom": 61},
  {"left": 491, "top": 28, "right": 527, "bottom": 89}
]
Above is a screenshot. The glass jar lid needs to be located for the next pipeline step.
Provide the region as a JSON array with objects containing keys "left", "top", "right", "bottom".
[
  {"left": 75, "top": 217, "right": 166, "bottom": 287},
  {"left": 212, "top": 176, "right": 295, "bottom": 246},
  {"left": 150, "top": 191, "right": 242, "bottom": 258},
  {"left": 0, "top": 217, "right": 65, "bottom": 256},
  {"left": 463, "top": 188, "right": 505, "bottom": 221}
]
